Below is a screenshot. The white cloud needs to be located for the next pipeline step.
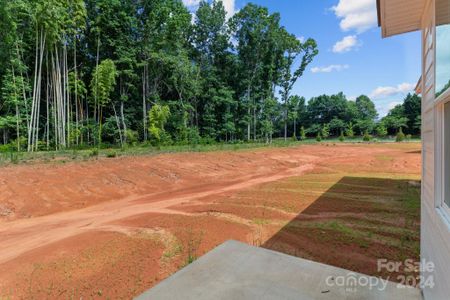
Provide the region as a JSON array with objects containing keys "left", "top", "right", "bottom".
[
  {"left": 376, "top": 101, "right": 401, "bottom": 117},
  {"left": 297, "top": 36, "right": 306, "bottom": 43},
  {"left": 183, "top": 0, "right": 236, "bottom": 19},
  {"left": 222, "top": 0, "right": 236, "bottom": 19},
  {"left": 332, "top": 35, "right": 360, "bottom": 53},
  {"left": 388, "top": 101, "right": 403, "bottom": 110},
  {"left": 311, "top": 64, "right": 349, "bottom": 73},
  {"left": 183, "top": 0, "right": 200, "bottom": 8},
  {"left": 370, "top": 83, "right": 415, "bottom": 99},
  {"left": 332, "top": 0, "right": 378, "bottom": 33}
]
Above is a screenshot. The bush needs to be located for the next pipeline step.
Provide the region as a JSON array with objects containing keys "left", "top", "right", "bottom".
[
  {"left": 125, "top": 130, "right": 139, "bottom": 145},
  {"left": 106, "top": 151, "right": 117, "bottom": 158},
  {"left": 316, "top": 132, "right": 322, "bottom": 142},
  {"left": 89, "top": 148, "right": 99, "bottom": 157},
  {"left": 300, "top": 126, "right": 306, "bottom": 141},
  {"left": 187, "top": 127, "right": 201, "bottom": 145},
  {"left": 345, "top": 123, "right": 354, "bottom": 138},
  {"left": 339, "top": 131, "right": 345, "bottom": 142},
  {"left": 396, "top": 128, "right": 406, "bottom": 142},
  {"left": 321, "top": 125, "right": 330, "bottom": 139},
  {"left": 376, "top": 124, "right": 388, "bottom": 138},
  {"left": 291, "top": 133, "right": 297, "bottom": 141},
  {"left": 200, "top": 136, "right": 216, "bottom": 145},
  {"left": 363, "top": 131, "right": 372, "bottom": 142},
  {"left": 406, "top": 134, "right": 412, "bottom": 141},
  {"left": 0, "top": 144, "right": 13, "bottom": 153}
]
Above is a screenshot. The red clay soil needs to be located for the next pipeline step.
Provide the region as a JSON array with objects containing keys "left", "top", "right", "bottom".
[{"left": 0, "top": 143, "right": 421, "bottom": 298}]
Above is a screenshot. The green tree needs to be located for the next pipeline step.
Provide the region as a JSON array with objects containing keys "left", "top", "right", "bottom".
[
  {"left": 321, "top": 124, "right": 330, "bottom": 139},
  {"left": 90, "top": 59, "right": 117, "bottom": 145},
  {"left": 279, "top": 37, "right": 318, "bottom": 140},
  {"left": 376, "top": 123, "right": 388, "bottom": 137},
  {"left": 355, "top": 95, "right": 378, "bottom": 120},
  {"left": 148, "top": 104, "right": 170, "bottom": 145}
]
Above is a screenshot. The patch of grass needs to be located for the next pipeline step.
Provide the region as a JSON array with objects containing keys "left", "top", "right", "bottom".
[
  {"left": 316, "top": 220, "right": 354, "bottom": 236},
  {"left": 163, "top": 242, "right": 183, "bottom": 259},
  {"left": 376, "top": 155, "right": 393, "bottom": 161},
  {"left": 89, "top": 148, "right": 99, "bottom": 158}
]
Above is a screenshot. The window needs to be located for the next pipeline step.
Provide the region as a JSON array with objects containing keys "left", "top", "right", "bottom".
[
  {"left": 436, "top": 0, "right": 450, "bottom": 216},
  {"left": 445, "top": 102, "right": 450, "bottom": 208}
]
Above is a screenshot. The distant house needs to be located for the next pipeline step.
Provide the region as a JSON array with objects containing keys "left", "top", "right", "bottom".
[{"left": 378, "top": 0, "right": 450, "bottom": 299}]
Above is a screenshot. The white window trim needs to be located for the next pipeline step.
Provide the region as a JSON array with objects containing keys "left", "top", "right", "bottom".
[{"left": 435, "top": 94, "right": 450, "bottom": 220}]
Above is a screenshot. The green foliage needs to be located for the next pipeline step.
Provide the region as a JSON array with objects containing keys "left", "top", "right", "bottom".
[
  {"left": 376, "top": 124, "right": 388, "bottom": 137},
  {"left": 316, "top": 132, "right": 322, "bottom": 142},
  {"left": 396, "top": 127, "right": 406, "bottom": 142},
  {"left": 345, "top": 123, "right": 355, "bottom": 138},
  {"left": 125, "top": 130, "right": 138, "bottom": 145},
  {"left": 363, "top": 131, "right": 372, "bottom": 142},
  {"left": 89, "top": 148, "right": 99, "bottom": 157},
  {"left": 148, "top": 104, "right": 170, "bottom": 145},
  {"left": 90, "top": 59, "right": 117, "bottom": 108},
  {"left": 321, "top": 124, "right": 330, "bottom": 139},
  {"left": 106, "top": 151, "right": 117, "bottom": 158},
  {"left": 339, "top": 131, "right": 345, "bottom": 142},
  {"left": 0, "top": 1, "right": 421, "bottom": 152},
  {"left": 300, "top": 126, "right": 306, "bottom": 141}
]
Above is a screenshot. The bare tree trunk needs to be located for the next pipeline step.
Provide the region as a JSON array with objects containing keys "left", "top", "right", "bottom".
[
  {"left": 293, "top": 116, "right": 297, "bottom": 138},
  {"left": 247, "top": 87, "right": 251, "bottom": 141},
  {"left": 94, "top": 35, "right": 100, "bottom": 130},
  {"left": 11, "top": 66, "right": 20, "bottom": 151},
  {"left": 142, "top": 65, "right": 148, "bottom": 141},
  {"left": 46, "top": 55, "right": 49, "bottom": 150},
  {"left": 29, "top": 29, "right": 46, "bottom": 152},
  {"left": 74, "top": 37, "right": 79, "bottom": 146},
  {"left": 112, "top": 103, "right": 123, "bottom": 147},
  {"left": 120, "top": 100, "right": 127, "bottom": 143},
  {"left": 284, "top": 96, "right": 288, "bottom": 141},
  {"left": 253, "top": 100, "right": 256, "bottom": 141}
]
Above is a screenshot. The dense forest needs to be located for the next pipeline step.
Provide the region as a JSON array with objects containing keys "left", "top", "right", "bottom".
[{"left": 0, "top": 0, "right": 420, "bottom": 152}]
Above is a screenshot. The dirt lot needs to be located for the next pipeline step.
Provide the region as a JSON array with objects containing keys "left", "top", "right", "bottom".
[{"left": 0, "top": 143, "right": 421, "bottom": 298}]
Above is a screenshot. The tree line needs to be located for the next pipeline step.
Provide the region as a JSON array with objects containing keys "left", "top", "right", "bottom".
[{"left": 0, "top": 0, "right": 420, "bottom": 152}]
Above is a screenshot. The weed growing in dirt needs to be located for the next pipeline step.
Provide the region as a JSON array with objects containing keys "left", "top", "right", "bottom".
[{"left": 183, "top": 228, "right": 204, "bottom": 267}]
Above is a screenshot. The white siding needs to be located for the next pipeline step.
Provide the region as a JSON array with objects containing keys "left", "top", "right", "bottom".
[{"left": 421, "top": 1, "right": 450, "bottom": 299}]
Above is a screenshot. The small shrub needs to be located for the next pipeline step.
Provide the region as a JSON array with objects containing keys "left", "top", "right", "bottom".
[
  {"left": 321, "top": 125, "right": 330, "bottom": 139},
  {"left": 363, "top": 131, "right": 372, "bottom": 142},
  {"left": 345, "top": 123, "right": 355, "bottom": 138},
  {"left": 406, "top": 134, "right": 412, "bottom": 141},
  {"left": 106, "top": 151, "right": 117, "bottom": 158},
  {"left": 291, "top": 134, "right": 297, "bottom": 141},
  {"left": 89, "top": 148, "right": 99, "bottom": 157},
  {"left": 396, "top": 128, "right": 406, "bottom": 142},
  {"left": 339, "top": 131, "right": 345, "bottom": 142},
  {"left": 316, "top": 133, "right": 322, "bottom": 142},
  {"left": 125, "top": 130, "right": 139, "bottom": 145},
  {"left": 300, "top": 126, "right": 306, "bottom": 141},
  {"left": 9, "top": 152, "right": 20, "bottom": 164}
]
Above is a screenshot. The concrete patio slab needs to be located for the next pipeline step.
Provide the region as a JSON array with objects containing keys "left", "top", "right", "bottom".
[{"left": 136, "top": 240, "right": 422, "bottom": 300}]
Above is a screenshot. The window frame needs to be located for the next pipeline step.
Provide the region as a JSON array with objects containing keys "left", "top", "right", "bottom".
[{"left": 436, "top": 93, "right": 450, "bottom": 219}]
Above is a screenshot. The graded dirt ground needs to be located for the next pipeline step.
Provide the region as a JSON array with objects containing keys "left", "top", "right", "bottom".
[{"left": 0, "top": 143, "right": 421, "bottom": 299}]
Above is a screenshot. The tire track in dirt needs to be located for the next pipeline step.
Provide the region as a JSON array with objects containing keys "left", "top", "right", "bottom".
[{"left": 0, "top": 163, "right": 314, "bottom": 265}]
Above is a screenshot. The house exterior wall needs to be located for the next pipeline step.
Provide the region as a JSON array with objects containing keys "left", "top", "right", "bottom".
[{"left": 421, "top": 1, "right": 450, "bottom": 299}]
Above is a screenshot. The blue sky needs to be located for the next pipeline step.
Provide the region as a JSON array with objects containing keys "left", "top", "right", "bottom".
[{"left": 183, "top": 0, "right": 422, "bottom": 117}]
